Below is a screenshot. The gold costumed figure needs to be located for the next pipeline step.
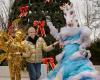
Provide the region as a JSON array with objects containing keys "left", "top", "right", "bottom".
[
  {"left": 0, "top": 30, "right": 25, "bottom": 80},
  {"left": 7, "top": 30, "right": 25, "bottom": 80}
]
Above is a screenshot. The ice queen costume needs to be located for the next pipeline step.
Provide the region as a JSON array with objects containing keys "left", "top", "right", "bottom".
[{"left": 43, "top": 2, "right": 99, "bottom": 80}]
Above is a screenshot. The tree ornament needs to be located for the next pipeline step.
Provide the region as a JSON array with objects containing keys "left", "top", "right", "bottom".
[
  {"left": 42, "top": 57, "right": 55, "bottom": 72},
  {"left": 33, "top": 20, "right": 46, "bottom": 37},
  {"left": 19, "top": 5, "right": 29, "bottom": 17},
  {"left": 28, "top": 10, "right": 32, "bottom": 15}
]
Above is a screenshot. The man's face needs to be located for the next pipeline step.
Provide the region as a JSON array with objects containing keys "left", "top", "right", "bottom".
[
  {"left": 15, "top": 30, "right": 23, "bottom": 40},
  {"left": 28, "top": 28, "right": 36, "bottom": 39}
]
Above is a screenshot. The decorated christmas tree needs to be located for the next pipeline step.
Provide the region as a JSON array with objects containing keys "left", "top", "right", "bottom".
[
  {"left": 8, "top": 0, "right": 69, "bottom": 59},
  {"left": 1, "top": 0, "right": 100, "bottom": 65}
]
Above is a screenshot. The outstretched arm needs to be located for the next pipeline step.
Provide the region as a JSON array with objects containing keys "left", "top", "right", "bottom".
[
  {"left": 46, "top": 16, "right": 61, "bottom": 41},
  {"left": 36, "top": 37, "right": 58, "bottom": 52}
]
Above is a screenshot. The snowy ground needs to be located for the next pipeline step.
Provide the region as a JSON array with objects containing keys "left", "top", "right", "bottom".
[
  {"left": 0, "top": 64, "right": 47, "bottom": 80},
  {"left": 0, "top": 65, "right": 100, "bottom": 80}
]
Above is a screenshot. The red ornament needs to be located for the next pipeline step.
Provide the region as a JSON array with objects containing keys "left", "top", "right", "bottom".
[
  {"left": 33, "top": 21, "right": 38, "bottom": 26},
  {"left": 33, "top": 20, "right": 46, "bottom": 36},
  {"left": 19, "top": 5, "right": 29, "bottom": 17},
  {"left": 42, "top": 57, "right": 55, "bottom": 72},
  {"left": 49, "top": 57, "right": 55, "bottom": 69}
]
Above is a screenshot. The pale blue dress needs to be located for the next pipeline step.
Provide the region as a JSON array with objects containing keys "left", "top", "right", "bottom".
[{"left": 43, "top": 21, "right": 98, "bottom": 80}]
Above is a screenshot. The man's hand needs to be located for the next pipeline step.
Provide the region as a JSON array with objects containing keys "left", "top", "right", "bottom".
[
  {"left": 53, "top": 41, "right": 59, "bottom": 46},
  {"left": 60, "top": 45, "right": 64, "bottom": 48}
]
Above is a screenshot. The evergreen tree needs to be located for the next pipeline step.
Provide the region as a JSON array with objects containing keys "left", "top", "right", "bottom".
[
  {"left": 9, "top": 0, "right": 70, "bottom": 59},
  {"left": 8, "top": 0, "right": 100, "bottom": 64},
  {"left": 9, "top": 0, "right": 67, "bottom": 27},
  {"left": 88, "top": 39, "right": 100, "bottom": 65}
]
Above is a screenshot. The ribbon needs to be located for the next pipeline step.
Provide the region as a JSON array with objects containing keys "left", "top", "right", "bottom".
[
  {"left": 49, "top": 57, "right": 55, "bottom": 69},
  {"left": 19, "top": 6, "right": 29, "bottom": 17},
  {"left": 42, "top": 57, "right": 55, "bottom": 72},
  {"left": 33, "top": 20, "right": 46, "bottom": 36}
]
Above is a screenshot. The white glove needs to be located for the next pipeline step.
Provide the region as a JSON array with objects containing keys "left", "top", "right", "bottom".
[{"left": 80, "top": 49, "right": 91, "bottom": 58}]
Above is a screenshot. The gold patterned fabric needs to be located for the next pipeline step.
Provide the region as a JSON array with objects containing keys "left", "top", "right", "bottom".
[
  {"left": 8, "top": 54, "right": 22, "bottom": 80},
  {"left": 7, "top": 41, "right": 23, "bottom": 80},
  {"left": 23, "top": 37, "right": 54, "bottom": 63}
]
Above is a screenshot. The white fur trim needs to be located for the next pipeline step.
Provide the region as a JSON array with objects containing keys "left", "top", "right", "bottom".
[
  {"left": 69, "top": 49, "right": 91, "bottom": 60},
  {"left": 80, "top": 26, "right": 91, "bottom": 37},
  {"left": 79, "top": 26, "right": 92, "bottom": 49},
  {"left": 69, "top": 51, "right": 83, "bottom": 60},
  {"left": 60, "top": 26, "right": 80, "bottom": 37}
]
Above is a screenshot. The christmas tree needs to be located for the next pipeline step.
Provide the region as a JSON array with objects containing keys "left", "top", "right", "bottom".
[
  {"left": 8, "top": 0, "right": 71, "bottom": 59},
  {"left": 9, "top": 0, "right": 67, "bottom": 27},
  {"left": 8, "top": 0, "right": 100, "bottom": 65}
]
